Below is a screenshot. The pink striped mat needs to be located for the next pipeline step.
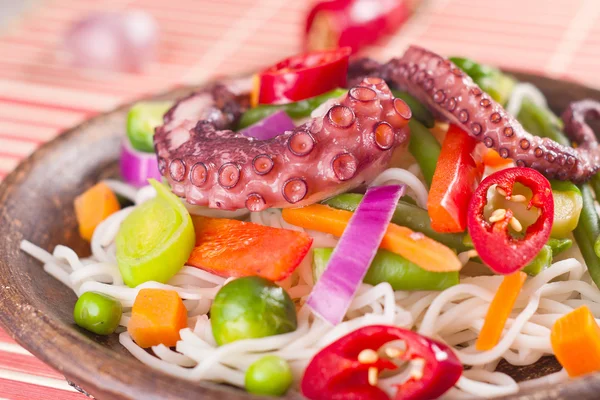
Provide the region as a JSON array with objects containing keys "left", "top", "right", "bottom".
[{"left": 1, "top": 0, "right": 600, "bottom": 397}]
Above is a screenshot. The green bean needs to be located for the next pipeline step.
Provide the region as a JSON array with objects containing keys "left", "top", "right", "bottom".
[
  {"left": 400, "top": 195, "right": 417, "bottom": 206},
  {"left": 449, "top": 57, "right": 494, "bottom": 82},
  {"left": 313, "top": 248, "right": 458, "bottom": 291},
  {"left": 522, "top": 245, "right": 552, "bottom": 276},
  {"left": 594, "top": 236, "right": 600, "bottom": 259},
  {"left": 449, "top": 57, "right": 515, "bottom": 104},
  {"left": 324, "top": 193, "right": 468, "bottom": 252},
  {"left": 573, "top": 185, "right": 600, "bottom": 289},
  {"left": 391, "top": 90, "right": 435, "bottom": 128},
  {"left": 237, "top": 88, "right": 347, "bottom": 129},
  {"left": 517, "top": 98, "right": 569, "bottom": 146},
  {"left": 547, "top": 237, "right": 573, "bottom": 257},
  {"left": 590, "top": 174, "right": 600, "bottom": 201},
  {"left": 408, "top": 119, "right": 441, "bottom": 188},
  {"left": 463, "top": 236, "right": 570, "bottom": 274}
]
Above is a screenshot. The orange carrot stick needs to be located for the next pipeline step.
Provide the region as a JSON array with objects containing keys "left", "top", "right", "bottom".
[
  {"left": 74, "top": 182, "right": 121, "bottom": 242},
  {"left": 551, "top": 305, "right": 600, "bottom": 377},
  {"left": 483, "top": 149, "right": 513, "bottom": 168},
  {"left": 128, "top": 289, "right": 188, "bottom": 348},
  {"left": 281, "top": 204, "right": 461, "bottom": 272},
  {"left": 475, "top": 271, "right": 527, "bottom": 351}
]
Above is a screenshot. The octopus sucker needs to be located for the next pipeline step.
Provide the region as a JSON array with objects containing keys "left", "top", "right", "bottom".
[
  {"left": 154, "top": 78, "right": 410, "bottom": 211},
  {"left": 380, "top": 45, "right": 599, "bottom": 183}
]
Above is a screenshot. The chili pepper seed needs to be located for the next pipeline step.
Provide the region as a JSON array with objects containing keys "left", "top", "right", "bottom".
[
  {"left": 358, "top": 349, "right": 379, "bottom": 364},
  {"left": 489, "top": 209, "right": 507, "bottom": 223},
  {"left": 368, "top": 367, "right": 379, "bottom": 386},
  {"left": 510, "top": 217, "right": 523, "bottom": 232}
]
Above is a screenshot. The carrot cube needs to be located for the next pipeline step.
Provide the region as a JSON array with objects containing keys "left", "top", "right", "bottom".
[
  {"left": 128, "top": 289, "right": 188, "bottom": 348},
  {"left": 551, "top": 305, "right": 600, "bottom": 377}
]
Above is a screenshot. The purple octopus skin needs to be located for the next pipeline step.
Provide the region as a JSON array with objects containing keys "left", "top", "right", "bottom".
[
  {"left": 154, "top": 77, "right": 411, "bottom": 211},
  {"left": 347, "top": 57, "right": 383, "bottom": 88},
  {"left": 561, "top": 99, "right": 600, "bottom": 153},
  {"left": 383, "top": 45, "right": 600, "bottom": 182}
]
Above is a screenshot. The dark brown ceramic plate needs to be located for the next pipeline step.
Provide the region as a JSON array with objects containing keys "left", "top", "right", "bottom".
[{"left": 2, "top": 73, "right": 600, "bottom": 400}]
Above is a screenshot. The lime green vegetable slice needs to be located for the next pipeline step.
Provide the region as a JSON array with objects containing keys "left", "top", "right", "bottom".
[
  {"left": 488, "top": 181, "right": 582, "bottom": 239},
  {"left": 126, "top": 101, "right": 173, "bottom": 153},
  {"left": 245, "top": 355, "right": 293, "bottom": 396},
  {"left": 550, "top": 180, "right": 583, "bottom": 238},
  {"left": 74, "top": 292, "right": 122, "bottom": 335},
  {"left": 116, "top": 179, "right": 195, "bottom": 287}
]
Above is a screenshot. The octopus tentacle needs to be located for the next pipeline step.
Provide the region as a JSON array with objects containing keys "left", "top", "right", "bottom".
[
  {"left": 382, "top": 45, "right": 599, "bottom": 182},
  {"left": 346, "top": 57, "right": 383, "bottom": 88},
  {"left": 154, "top": 78, "right": 410, "bottom": 211},
  {"left": 561, "top": 100, "right": 600, "bottom": 152}
]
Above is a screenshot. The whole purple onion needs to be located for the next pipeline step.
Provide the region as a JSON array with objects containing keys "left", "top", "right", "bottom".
[{"left": 64, "top": 11, "right": 158, "bottom": 73}]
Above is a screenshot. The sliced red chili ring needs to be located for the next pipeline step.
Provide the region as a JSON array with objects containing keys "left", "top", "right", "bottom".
[
  {"left": 301, "top": 325, "right": 462, "bottom": 400},
  {"left": 256, "top": 47, "right": 351, "bottom": 105},
  {"left": 467, "top": 167, "right": 554, "bottom": 274}
]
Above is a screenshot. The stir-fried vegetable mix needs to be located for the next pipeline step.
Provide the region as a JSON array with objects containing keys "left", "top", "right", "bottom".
[{"left": 54, "top": 49, "right": 600, "bottom": 398}]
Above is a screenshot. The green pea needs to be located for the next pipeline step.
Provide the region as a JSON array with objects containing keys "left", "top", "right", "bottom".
[
  {"left": 245, "top": 355, "right": 293, "bottom": 396},
  {"left": 210, "top": 277, "right": 297, "bottom": 346},
  {"left": 74, "top": 292, "right": 122, "bottom": 335}
]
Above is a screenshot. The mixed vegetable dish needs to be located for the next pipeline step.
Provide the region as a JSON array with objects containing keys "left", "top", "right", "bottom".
[{"left": 20, "top": 45, "right": 600, "bottom": 399}]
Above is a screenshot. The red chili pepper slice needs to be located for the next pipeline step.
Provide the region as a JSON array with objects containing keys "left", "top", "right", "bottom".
[
  {"left": 301, "top": 325, "right": 462, "bottom": 400},
  {"left": 256, "top": 47, "right": 351, "bottom": 105},
  {"left": 305, "top": 0, "right": 414, "bottom": 54},
  {"left": 467, "top": 167, "right": 554, "bottom": 274},
  {"left": 428, "top": 124, "right": 481, "bottom": 233}
]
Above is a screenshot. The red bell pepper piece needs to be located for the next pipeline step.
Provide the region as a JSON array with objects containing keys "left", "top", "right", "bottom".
[
  {"left": 256, "top": 47, "right": 351, "bottom": 105},
  {"left": 301, "top": 325, "right": 462, "bottom": 400},
  {"left": 427, "top": 124, "right": 480, "bottom": 233},
  {"left": 467, "top": 167, "right": 554, "bottom": 274},
  {"left": 187, "top": 216, "right": 313, "bottom": 281},
  {"left": 305, "top": 0, "right": 414, "bottom": 54}
]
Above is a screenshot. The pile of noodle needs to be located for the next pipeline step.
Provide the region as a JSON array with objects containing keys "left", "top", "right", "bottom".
[{"left": 20, "top": 86, "right": 600, "bottom": 398}]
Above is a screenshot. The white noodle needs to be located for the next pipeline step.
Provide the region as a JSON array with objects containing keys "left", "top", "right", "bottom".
[
  {"left": 369, "top": 168, "right": 429, "bottom": 208},
  {"left": 103, "top": 179, "right": 139, "bottom": 202},
  {"left": 22, "top": 170, "right": 600, "bottom": 397}
]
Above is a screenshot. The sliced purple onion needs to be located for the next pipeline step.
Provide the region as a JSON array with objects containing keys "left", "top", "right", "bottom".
[
  {"left": 64, "top": 11, "right": 158, "bottom": 73},
  {"left": 120, "top": 140, "right": 162, "bottom": 187},
  {"left": 307, "top": 184, "right": 405, "bottom": 325},
  {"left": 239, "top": 110, "right": 295, "bottom": 140}
]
